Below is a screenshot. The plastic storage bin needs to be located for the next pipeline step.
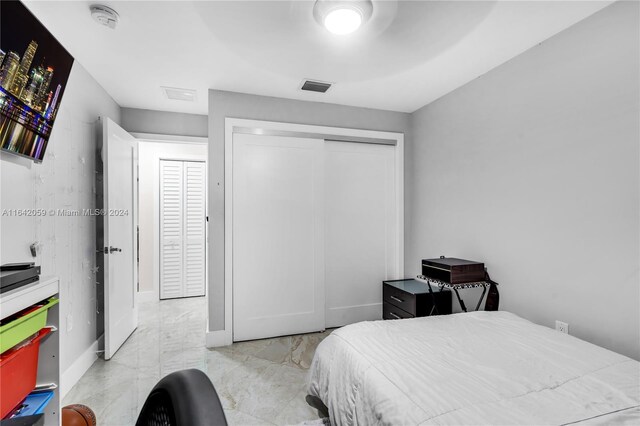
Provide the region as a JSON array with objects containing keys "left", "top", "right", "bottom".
[
  {"left": 0, "top": 328, "right": 52, "bottom": 418},
  {"left": 5, "top": 391, "right": 54, "bottom": 418},
  {"left": 0, "top": 298, "right": 58, "bottom": 355},
  {"left": 0, "top": 413, "right": 44, "bottom": 425}
]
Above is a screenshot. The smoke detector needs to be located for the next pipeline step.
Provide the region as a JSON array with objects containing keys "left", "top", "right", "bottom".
[{"left": 90, "top": 5, "right": 119, "bottom": 29}]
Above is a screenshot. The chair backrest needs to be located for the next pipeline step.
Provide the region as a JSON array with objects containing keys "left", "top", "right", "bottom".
[{"left": 136, "top": 369, "right": 228, "bottom": 426}]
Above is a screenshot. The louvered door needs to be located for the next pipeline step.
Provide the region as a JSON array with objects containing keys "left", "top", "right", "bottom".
[
  {"left": 160, "top": 160, "right": 184, "bottom": 299},
  {"left": 160, "top": 160, "right": 206, "bottom": 299},
  {"left": 183, "top": 162, "right": 206, "bottom": 297}
]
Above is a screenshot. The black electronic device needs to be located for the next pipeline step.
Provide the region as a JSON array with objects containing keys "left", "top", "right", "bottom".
[
  {"left": 0, "top": 262, "right": 35, "bottom": 271},
  {"left": 0, "top": 266, "right": 41, "bottom": 294}
]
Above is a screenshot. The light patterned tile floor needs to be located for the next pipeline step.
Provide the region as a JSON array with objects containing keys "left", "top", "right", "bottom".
[{"left": 63, "top": 296, "right": 330, "bottom": 425}]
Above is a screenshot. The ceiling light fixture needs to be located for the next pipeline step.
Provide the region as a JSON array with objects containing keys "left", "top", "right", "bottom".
[{"left": 313, "top": 0, "right": 373, "bottom": 35}]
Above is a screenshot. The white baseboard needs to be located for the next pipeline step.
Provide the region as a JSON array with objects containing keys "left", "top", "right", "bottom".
[
  {"left": 138, "top": 290, "right": 158, "bottom": 303},
  {"left": 61, "top": 338, "right": 100, "bottom": 400},
  {"left": 206, "top": 328, "right": 232, "bottom": 347},
  {"left": 326, "top": 302, "right": 382, "bottom": 328}
]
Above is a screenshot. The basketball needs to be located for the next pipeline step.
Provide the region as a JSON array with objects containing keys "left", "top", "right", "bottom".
[{"left": 62, "top": 404, "right": 97, "bottom": 426}]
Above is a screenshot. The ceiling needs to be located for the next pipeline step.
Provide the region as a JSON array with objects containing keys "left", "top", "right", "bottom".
[{"left": 24, "top": 1, "right": 612, "bottom": 115}]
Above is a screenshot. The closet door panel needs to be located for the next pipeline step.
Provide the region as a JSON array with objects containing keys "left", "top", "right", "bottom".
[
  {"left": 325, "top": 142, "right": 397, "bottom": 327},
  {"left": 184, "top": 161, "right": 206, "bottom": 297},
  {"left": 160, "top": 160, "right": 184, "bottom": 299},
  {"left": 233, "top": 134, "right": 325, "bottom": 341},
  {"left": 160, "top": 160, "right": 206, "bottom": 300}
]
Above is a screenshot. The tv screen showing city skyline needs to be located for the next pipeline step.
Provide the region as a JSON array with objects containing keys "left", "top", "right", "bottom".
[{"left": 0, "top": 0, "right": 74, "bottom": 162}]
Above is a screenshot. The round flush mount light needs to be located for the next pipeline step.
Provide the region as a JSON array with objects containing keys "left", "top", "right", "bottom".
[
  {"left": 313, "top": 0, "right": 373, "bottom": 35},
  {"left": 324, "top": 8, "right": 362, "bottom": 35}
]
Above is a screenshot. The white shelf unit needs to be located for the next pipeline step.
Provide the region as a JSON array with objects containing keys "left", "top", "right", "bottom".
[{"left": 1, "top": 276, "right": 60, "bottom": 426}]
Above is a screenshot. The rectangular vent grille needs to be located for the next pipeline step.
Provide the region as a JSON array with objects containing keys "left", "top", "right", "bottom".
[
  {"left": 162, "top": 86, "right": 197, "bottom": 101},
  {"left": 301, "top": 80, "right": 332, "bottom": 93}
]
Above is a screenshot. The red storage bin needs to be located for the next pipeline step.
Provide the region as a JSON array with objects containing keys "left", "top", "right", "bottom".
[{"left": 0, "top": 327, "right": 51, "bottom": 418}]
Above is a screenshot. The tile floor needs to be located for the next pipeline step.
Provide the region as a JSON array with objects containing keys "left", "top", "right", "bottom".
[{"left": 63, "top": 296, "right": 331, "bottom": 425}]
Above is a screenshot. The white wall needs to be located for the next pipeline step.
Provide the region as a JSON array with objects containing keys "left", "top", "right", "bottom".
[
  {"left": 137, "top": 140, "right": 207, "bottom": 297},
  {"left": 407, "top": 2, "right": 639, "bottom": 359},
  {"left": 122, "top": 108, "right": 208, "bottom": 138},
  {"left": 0, "top": 62, "right": 122, "bottom": 392}
]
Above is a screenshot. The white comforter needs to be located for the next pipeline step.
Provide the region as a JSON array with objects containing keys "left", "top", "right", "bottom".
[{"left": 308, "top": 311, "right": 639, "bottom": 425}]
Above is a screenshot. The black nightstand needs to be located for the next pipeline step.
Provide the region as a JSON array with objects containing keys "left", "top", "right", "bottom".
[{"left": 383, "top": 279, "right": 452, "bottom": 320}]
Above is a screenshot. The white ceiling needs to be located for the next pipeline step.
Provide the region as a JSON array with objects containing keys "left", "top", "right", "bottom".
[{"left": 24, "top": 0, "right": 612, "bottom": 115}]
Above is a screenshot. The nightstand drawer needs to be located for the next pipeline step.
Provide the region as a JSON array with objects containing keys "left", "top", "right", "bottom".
[
  {"left": 383, "top": 283, "right": 416, "bottom": 315},
  {"left": 383, "top": 302, "right": 414, "bottom": 320},
  {"left": 382, "top": 279, "right": 452, "bottom": 319}
]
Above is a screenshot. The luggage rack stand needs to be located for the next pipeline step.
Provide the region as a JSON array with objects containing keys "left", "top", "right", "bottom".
[{"left": 417, "top": 274, "right": 498, "bottom": 314}]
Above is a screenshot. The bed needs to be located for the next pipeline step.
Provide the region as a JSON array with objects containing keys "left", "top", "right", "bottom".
[{"left": 308, "top": 311, "right": 639, "bottom": 425}]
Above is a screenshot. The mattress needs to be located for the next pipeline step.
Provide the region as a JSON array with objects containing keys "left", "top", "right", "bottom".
[{"left": 308, "top": 311, "right": 640, "bottom": 425}]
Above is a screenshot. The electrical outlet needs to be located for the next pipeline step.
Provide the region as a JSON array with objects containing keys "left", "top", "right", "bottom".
[
  {"left": 555, "top": 320, "right": 569, "bottom": 334},
  {"left": 66, "top": 314, "right": 73, "bottom": 332}
]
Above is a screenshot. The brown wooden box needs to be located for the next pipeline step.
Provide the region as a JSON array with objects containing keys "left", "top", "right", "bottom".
[{"left": 421, "top": 257, "right": 485, "bottom": 284}]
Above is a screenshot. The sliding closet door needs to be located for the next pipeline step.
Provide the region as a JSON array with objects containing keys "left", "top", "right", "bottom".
[
  {"left": 325, "top": 141, "right": 397, "bottom": 327},
  {"left": 160, "top": 160, "right": 206, "bottom": 299},
  {"left": 233, "top": 133, "right": 325, "bottom": 341}
]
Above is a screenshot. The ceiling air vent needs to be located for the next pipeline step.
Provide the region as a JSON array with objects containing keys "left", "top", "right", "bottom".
[
  {"left": 162, "top": 86, "right": 197, "bottom": 102},
  {"left": 300, "top": 80, "right": 332, "bottom": 93}
]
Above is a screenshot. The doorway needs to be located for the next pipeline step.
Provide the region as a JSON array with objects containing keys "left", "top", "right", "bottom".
[
  {"left": 136, "top": 137, "right": 208, "bottom": 301},
  {"left": 98, "top": 122, "right": 209, "bottom": 359}
]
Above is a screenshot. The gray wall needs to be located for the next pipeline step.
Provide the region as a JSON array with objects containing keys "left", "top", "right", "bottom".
[
  {"left": 0, "top": 62, "right": 122, "bottom": 383},
  {"left": 407, "top": 2, "right": 639, "bottom": 359},
  {"left": 121, "top": 107, "right": 208, "bottom": 138},
  {"left": 208, "top": 90, "right": 411, "bottom": 331}
]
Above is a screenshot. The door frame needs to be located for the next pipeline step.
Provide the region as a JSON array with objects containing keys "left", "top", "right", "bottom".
[
  {"left": 211, "top": 118, "right": 404, "bottom": 346},
  {"left": 133, "top": 133, "right": 208, "bottom": 303}
]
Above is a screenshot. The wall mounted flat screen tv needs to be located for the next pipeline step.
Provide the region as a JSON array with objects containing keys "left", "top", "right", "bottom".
[{"left": 0, "top": 0, "right": 74, "bottom": 163}]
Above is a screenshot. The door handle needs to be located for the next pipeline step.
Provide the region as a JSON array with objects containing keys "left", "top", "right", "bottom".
[{"left": 96, "top": 246, "right": 122, "bottom": 254}]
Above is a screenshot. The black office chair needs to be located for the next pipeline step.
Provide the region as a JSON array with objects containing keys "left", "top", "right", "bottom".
[{"left": 136, "top": 369, "right": 228, "bottom": 426}]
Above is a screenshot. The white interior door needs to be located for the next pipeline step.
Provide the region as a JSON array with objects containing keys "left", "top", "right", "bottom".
[
  {"left": 324, "top": 141, "right": 397, "bottom": 327},
  {"left": 102, "top": 118, "right": 138, "bottom": 360},
  {"left": 160, "top": 160, "right": 206, "bottom": 299},
  {"left": 233, "top": 133, "right": 325, "bottom": 341}
]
